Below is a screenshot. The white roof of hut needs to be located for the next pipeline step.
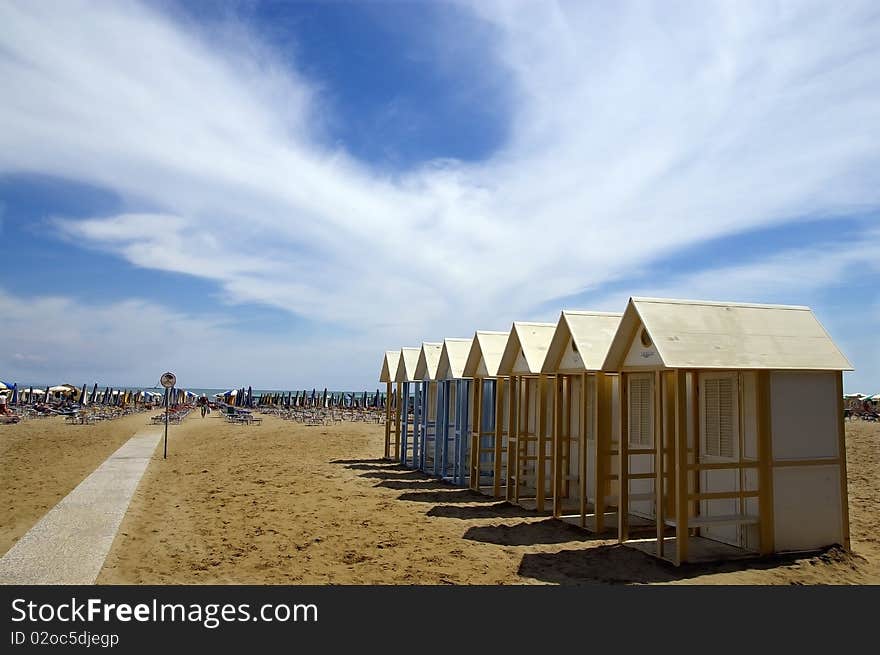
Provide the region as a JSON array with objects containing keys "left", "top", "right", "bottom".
[
  {"left": 463, "top": 331, "right": 509, "bottom": 378},
  {"left": 394, "top": 347, "right": 421, "bottom": 383},
  {"left": 498, "top": 322, "right": 557, "bottom": 376},
  {"left": 436, "top": 338, "right": 474, "bottom": 380},
  {"left": 414, "top": 342, "right": 443, "bottom": 381},
  {"left": 542, "top": 310, "right": 623, "bottom": 374},
  {"left": 378, "top": 350, "right": 400, "bottom": 383},
  {"left": 602, "top": 297, "right": 853, "bottom": 371}
]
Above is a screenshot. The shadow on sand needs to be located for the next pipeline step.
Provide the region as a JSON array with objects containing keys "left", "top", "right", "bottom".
[
  {"left": 397, "top": 488, "right": 498, "bottom": 504},
  {"left": 427, "top": 502, "right": 539, "bottom": 520},
  {"left": 464, "top": 518, "right": 604, "bottom": 547},
  {"left": 517, "top": 544, "right": 839, "bottom": 584}
]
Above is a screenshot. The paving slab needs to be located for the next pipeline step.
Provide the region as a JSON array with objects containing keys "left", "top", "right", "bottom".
[{"left": 0, "top": 428, "right": 162, "bottom": 584}]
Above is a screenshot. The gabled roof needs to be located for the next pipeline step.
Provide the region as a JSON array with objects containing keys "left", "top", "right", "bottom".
[
  {"left": 436, "top": 338, "right": 474, "bottom": 380},
  {"left": 414, "top": 342, "right": 443, "bottom": 380},
  {"left": 542, "top": 310, "right": 623, "bottom": 373},
  {"left": 463, "top": 331, "right": 509, "bottom": 378},
  {"left": 394, "top": 347, "right": 421, "bottom": 382},
  {"left": 498, "top": 322, "right": 556, "bottom": 376},
  {"left": 379, "top": 350, "right": 400, "bottom": 383},
  {"left": 602, "top": 297, "right": 854, "bottom": 371}
]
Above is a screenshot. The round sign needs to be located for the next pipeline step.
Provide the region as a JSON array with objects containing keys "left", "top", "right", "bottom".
[{"left": 160, "top": 372, "right": 176, "bottom": 389}]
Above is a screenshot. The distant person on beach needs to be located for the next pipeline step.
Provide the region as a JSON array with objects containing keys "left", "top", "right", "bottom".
[
  {"left": 198, "top": 395, "right": 209, "bottom": 418},
  {"left": 0, "top": 396, "right": 20, "bottom": 424}
]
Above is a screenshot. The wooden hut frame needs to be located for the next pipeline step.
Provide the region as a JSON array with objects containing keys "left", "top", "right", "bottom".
[
  {"left": 498, "top": 322, "right": 557, "bottom": 512},
  {"left": 602, "top": 297, "right": 853, "bottom": 565},
  {"left": 435, "top": 338, "right": 474, "bottom": 485},
  {"left": 463, "top": 330, "right": 511, "bottom": 497},
  {"left": 541, "top": 311, "right": 622, "bottom": 530},
  {"left": 394, "top": 347, "right": 421, "bottom": 468},
  {"left": 415, "top": 342, "right": 443, "bottom": 473},
  {"left": 379, "top": 350, "right": 401, "bottom": 460}
]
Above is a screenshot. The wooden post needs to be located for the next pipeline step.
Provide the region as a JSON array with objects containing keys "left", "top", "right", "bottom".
[
  {"left": 655, "top": 370, "right": 664, "bottom": 557},
  {"left": 537, "top": 375, "right": 548, "bottom": 512},
  {"left": 384, "top": 381, "right": 392, "bottom": 459},
  {"left": 594, "top": 373, "right": 608, "bottom": 533},
  {"left": 553, "top": 376, "right": 564, "bottom": 517},
  {"left": 394, "top": 381, "right": 402, "bottom": 461},
  {"left": 506, "top": 376, "right": 518, "bottom": 502},
  {"left": 674, "top": 370, "right": 689, "bottom": 565},
  {"left": 756, "top": 371, "right": 775, "bottom": 555},
  {"left": 493, "top": 377, "right": 505, "bottom": 498},
  {"left": 664, "top": 373, "right": 676, "bottom": 517},
  {"left": 835, "top": 371, "right": 851, "bottom": 550},
  {"left": 618, "top": 373, "right": 629, "bottom": 542},
  {"left": 470, "top": 379, "right": 483, "bottom": 491},
  {"left": 579, "top": 373, "right": 588, "bottom": 528}
]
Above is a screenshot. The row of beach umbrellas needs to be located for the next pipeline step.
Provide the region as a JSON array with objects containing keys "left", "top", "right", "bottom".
[
  {"left": 0, "top": 381, "right": 195, "bottom": 407},
  {"left": 218, "top": 386, "right": 390, "bottom": 410}
]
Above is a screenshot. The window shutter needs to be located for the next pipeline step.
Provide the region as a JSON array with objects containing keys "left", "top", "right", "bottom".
[
  {"left": 629, "top": 376, "right": 651, "bottom": 446},
  {"left": 704, "top": 376, "right": 735, "bottom": 458}
]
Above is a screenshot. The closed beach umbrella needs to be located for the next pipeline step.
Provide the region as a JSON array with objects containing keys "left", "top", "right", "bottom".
[
  {"left": 90, "top": 383, "right": 98, "bottom": 404},
  {"left": 11, "top": 383, "right": 18, "bottom": 405},
  {"left": 79, "top": 383, "right": 87, "bottom": 405},
  {"left": 247, "top": 386, "right": 253, "bottom": 407}
]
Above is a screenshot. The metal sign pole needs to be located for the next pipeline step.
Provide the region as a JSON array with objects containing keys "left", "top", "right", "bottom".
[
  {"left": 164, "top": 388, "right": 169, "bottom": 459},
  {"left": 159, "top": 372, "right": 176, "bottom": 460}
]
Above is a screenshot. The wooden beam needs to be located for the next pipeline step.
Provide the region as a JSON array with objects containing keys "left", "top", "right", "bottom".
[
  {"left": 537, "top": 375, "right": 548, "bottom": 512},
  {"left": 594, "top": 372, "right": 609, "bottom": 533},
  {"left": 674, "top": 369, "right": 689, "bottom": 565},
  {"left": 579, "top": 373, "right": 589, "bottom": 529},
  {"left": 655, "top": 370, "right": 664, "bottom": 557},
  {"left": 470, "top": 378, "right": 482, "bottom": 491},
  {"left": 664, "top": 372, "right": 676, "bottom": 517},
  {"left": 756, "top": 371, "right": 775, "bottom": 556},
  {"left": 553, "top": 375, "right": 564, "bottom": 517},
  {"left": 618, "top": 373, "right": 629, "bottom": 542},
  {"left": 384, "top": 381, "right": 392, "bottom": 459},
  {"left": 394, "top": 381, "right": 402, "bottom": 461},
  {"left": 506, "top": 376, "right": 518, "bottom": 502},
  {"left": 835, "top": 370, "right": 851, "bottom": 550},
  {"left": 493, "top": 377, "right": 505, "bottom": 498}
]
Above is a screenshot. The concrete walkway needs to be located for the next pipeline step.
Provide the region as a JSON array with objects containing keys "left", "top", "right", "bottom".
[{"left": 0, "top": 428, "right": 162, "bottom": 584}]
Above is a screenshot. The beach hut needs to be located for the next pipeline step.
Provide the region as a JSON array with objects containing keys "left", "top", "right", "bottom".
[
  {"left": 414, "top": 342, "right": 443, "bottom": 473},
  {"left": 378, "top": 351, "right": 398, "bottom": 445},
  {"left": 435, "top": 338, "right": 474, "bottom": 484},
  {"left": 602, "top": 297, "right": 853, "bottom": 565},
  {"left": 394, "top": 348, "right": 421, "bottom": 468},
  {"left": 541, "top": 310, "right": 622, "bottom": 529},
  {"left": 462, "top": 330, "right": 510, "bottom": 497},
  {"left": 498, "top": 322, "right": 557, "bottom": 512}
]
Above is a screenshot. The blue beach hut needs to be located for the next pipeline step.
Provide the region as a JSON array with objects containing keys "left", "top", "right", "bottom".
[
  {"left": 414, "top": 342, "right": 443, "bottom": 474},
  {"left": 435, "top": 338, "right": 474, "bottom": 485},
  {"left": 463, "top": 330, "right": 510, "bottom": 497},
  {"left": 394, "top": 348, "right": 421, "bottom": 467}
]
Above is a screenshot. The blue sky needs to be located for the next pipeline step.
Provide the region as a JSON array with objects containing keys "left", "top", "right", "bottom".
[{"left": 1, "top": 0, "right": 878, "bottom": 391}]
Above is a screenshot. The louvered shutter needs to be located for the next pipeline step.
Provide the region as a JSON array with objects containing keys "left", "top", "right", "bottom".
[
  {"left": 703, "top": 375, "right": 736, "bottom": 459},
  {"left": 628, "top": 375, "right": 651, "bottom": 446}
]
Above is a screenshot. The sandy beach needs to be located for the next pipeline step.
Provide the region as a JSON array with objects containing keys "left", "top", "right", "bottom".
[
  {"left": 2, "top": 413, "right": 877, "bottom": 584},
  {"left": 0, "top": 412, "right": 152, "bottom": 557},
  {"left": 86, "top": 415, "right": 880, "bottom": 584}
]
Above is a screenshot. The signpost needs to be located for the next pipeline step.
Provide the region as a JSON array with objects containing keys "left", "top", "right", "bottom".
[{"left": 160, "top": 372, "right": 176, "bottom": 459}]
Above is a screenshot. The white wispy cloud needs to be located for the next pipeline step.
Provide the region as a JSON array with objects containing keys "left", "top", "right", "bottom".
[
  {"left": 0, "top": 288, "right": 379, "bottom": 389},
  {"left": 1, "top": 0, "right": 879, "bottom": 385}
]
